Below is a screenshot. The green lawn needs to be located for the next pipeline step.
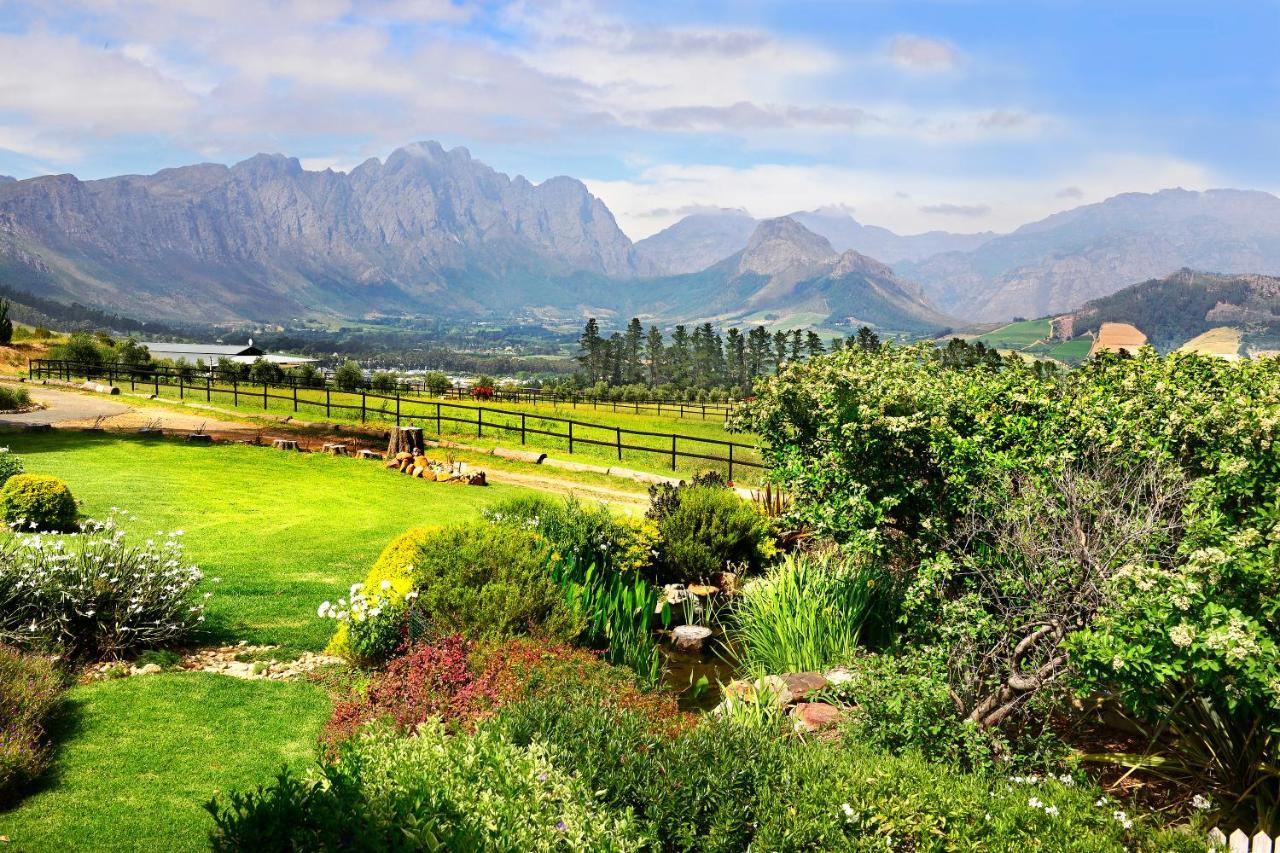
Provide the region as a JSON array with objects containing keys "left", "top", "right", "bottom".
[
  {"left": 0, "top": 674, "right": 328, "bottom": 852},
  {"left": 108, "top": 379, "right": 766, "bottom": 483},
  {"left": 4, "top": 430, "right": 528, "bottom": 650},
  {"left": 970, "top": 318, "right": 1050, "bottom": 350}
]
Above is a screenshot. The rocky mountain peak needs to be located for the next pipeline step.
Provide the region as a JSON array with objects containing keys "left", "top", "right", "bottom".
[
  {"left": 830, "top": 249, "right": 894, "bottom": 279},
  {"left": 738, "top": 216, "right": 836, "bottom": 278}
]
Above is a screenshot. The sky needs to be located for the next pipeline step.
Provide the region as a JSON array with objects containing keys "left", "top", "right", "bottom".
[{"left": 0, "top": 0, "right": 1276, "bottom": 239}]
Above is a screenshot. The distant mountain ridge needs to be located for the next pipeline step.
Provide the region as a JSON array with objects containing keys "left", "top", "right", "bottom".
[
  {"left": 636, "top": 206, "right": 993, "bottom": 276},
  {"left": 900, "top": 188, "right": 1280, "bottom": 322},
  {"left": 0, "top": 141, "right": 648, "bottom": 321},
  {"left": 628, "top": 217, "right": 954, "bottom": 334}
]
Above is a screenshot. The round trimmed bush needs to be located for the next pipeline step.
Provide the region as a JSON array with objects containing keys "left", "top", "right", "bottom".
[{"left": 0, "top": 474, "right": 77, "bottom": 532}]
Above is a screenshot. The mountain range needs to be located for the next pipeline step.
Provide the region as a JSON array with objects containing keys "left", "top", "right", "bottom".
[{"left": 1, "top": 140, "right": 1279, "bottom": 334}]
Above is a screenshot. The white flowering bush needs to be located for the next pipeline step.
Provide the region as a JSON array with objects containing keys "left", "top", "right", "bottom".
[
  {"left": 0, "top": 514, "right": 211, "bottom": 660},
  {"left": 318, "top": 580, "right": 416, "bottom": 665}
]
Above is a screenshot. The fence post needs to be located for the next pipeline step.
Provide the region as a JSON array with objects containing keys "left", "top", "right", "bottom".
[
  {"left": 521, "top": 413, "right": 526, "bottom": 445},
  {"left": 671, "top": 435, "right": 677, "bottom": 471},
  {"left": 179, "top": 373, "right": 184, "bottom": 400},
  {"left": 477, "top": 408, "right": 483, "bottom": 438},
  {"left": 156, "top": 373, "right": 160, "bottom": 397},
  {"left": 396, "top": 395, "right": 401, "bottom": 426},
  {"left": 206, "top": 375, "right": 211, "bottom": 402},
  {"left": 326, "top": 388, "right": 330, "bottom": 419},
  {"left": 361, "top": 392, "right": 366, "bottom": 424},
  {"left": 568, "top": 421, "right": 574, "bottom": 454},
  {"left": 233, "top": 379, "right": 238, "bottom": 407},
  {"left": 616, "top": 426, "right": 622, "bottom": 461},
  {"left": 436, "top": 402, "right": 441, "bottom": 435},
  {"left": 728, "top": 444, "right": 734, "bottom": 482},
  {"left": 293, "top": 383, "right": 297, "bottom": 413}
]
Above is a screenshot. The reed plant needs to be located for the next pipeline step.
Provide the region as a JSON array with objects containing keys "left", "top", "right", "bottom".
[
  {"left": 551, "top": 558, "right": 668, "bottom": 687},
  {"left": 729, "top": 547, "right": 877, "bottom": 676}
]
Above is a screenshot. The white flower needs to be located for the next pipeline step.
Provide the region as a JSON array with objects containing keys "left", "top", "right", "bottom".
[
  {"left": 1028, "top": 797, "right": 1043, "bottom": 809},
  {"left": 380, "top": 579, "right": 392, "bottom": 591},
  {"left": 1191, "top": 794, "right": 1211, "bottom": 810},
  {"left": 841, "top": 803, "right": 855, "bottom": 823},
  {"left": 318, "top": 601, "right": 332, "bottom": 618},
  {"left": 1043, "top": 806, "right": 1058, "bottom": 817}
]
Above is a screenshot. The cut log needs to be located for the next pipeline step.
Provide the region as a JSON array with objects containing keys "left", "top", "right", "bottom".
[
  {"left": 358, "top": 449, "right": 382, "bottom": 460},
  {"left": 387, "top": 426, "right": 426, "bottom": 458},
  {"left": 272, "top": 439, "right": 300, "bottom": 451}
]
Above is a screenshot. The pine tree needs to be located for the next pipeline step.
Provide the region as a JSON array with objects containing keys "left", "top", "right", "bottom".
[
  {"left": 670, "top": 325, "right": 691, "bottom": 387},
  {"left": 725, "top": 327, "right": 747, "bottom": 393},
  {"left": 746, "top": 325, "right": 770, "bottom": 379},
  {"left": 577, "top": 319, "right": 605, "bottom": 383},
  {"left": 607, "top": 333, "right": 624, "bottom": 385},
  {"left": 0, "top": 299, "right": 11, "bottom": 346},
  {"left": 854, "top": 326, "right": 881, "bottom": 352},
  {"left": 773, "top": 330, "right": 788, "bottom": 372},
  {"left": 805, "top": 331, "right": 825, "bottom": 358},
  {"left": 789, "top": 329, "right": 803, "bottom": 362},
  {"left": 645, "top": 325, "right": 665, "bottom": 387},
  {"left": 623, "top": 317, "right": 644, "bottom": 384}
]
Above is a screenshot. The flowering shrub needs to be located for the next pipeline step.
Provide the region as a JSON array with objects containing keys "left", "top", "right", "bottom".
[
  {"left": 0, "top": 516, "right": 210, "bottom": 659},
  {"left": 1, "top": 474, "right": 77, "bottom": 532},
  {"left": 0, "top": 643, "right": 63, "bottom": 802},
  {"left": 324, "top": 527, "right": 429, "bottom": 663},
  {"left": 648, "top": 485, "right": 772, "bottom": 583},
  {"left": 0, "top": 447, "right": 24, "bottom": 486}
]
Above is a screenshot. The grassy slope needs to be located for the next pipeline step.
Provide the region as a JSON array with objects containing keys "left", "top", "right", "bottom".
[
  {"left": 4, "top": 430, "right": 526, "bottom": 650},
  {"left": 970, "top": 318, "right": 1050, "bottom": 349},
  {"left": 0, "top": 674, "right": 328, "bottom": 852}
]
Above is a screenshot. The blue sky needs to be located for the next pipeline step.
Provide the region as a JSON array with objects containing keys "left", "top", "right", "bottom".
[{"left": 0, "top": 0, "right": 1275, "bottom": 237}]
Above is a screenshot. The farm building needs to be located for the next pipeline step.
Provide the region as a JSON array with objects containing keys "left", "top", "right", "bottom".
[{"left": 138, "top": 340, "right": 316, "bottom": 368}]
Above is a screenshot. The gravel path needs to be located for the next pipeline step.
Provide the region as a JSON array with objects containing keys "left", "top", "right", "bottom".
[{"left": 0, "top": 385, "right": 132, "bottom": 426}]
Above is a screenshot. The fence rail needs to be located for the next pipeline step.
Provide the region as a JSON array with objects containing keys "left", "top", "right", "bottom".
[
  {"left": 438, "top": 387, "right": 739, "bottom": 421},
  {"left": 30, "top": 359, "right": 763, "bottom": 480}
]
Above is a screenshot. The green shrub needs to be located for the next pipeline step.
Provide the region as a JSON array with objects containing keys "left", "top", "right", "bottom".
[
  {"left": 825, "top": 650, "right": 1003, "bottom": 771},
  {"left": 0, "top": 387, "right": 30, "bottom": 412},
  {"left": 649, "top": 485, "right": 771, "bottom": 583},
  {"left": 485, "top": 495, "right": 659, "bottom": 575},
  {"left": 207, "top": 722, "right": 645, "bottom": 852},
  {"left": 729, "top": 547, "right": 878, "bottom": 676},
  {"left": 0, "top": 448, "right": 24, "bottom": 486},
  {"left": 333, "top": 359, "right": 362, "bottom": 391},
  {"left": 408, "top": 524, "right": 576, "bottom": 642},
  {"left": 0, "top": 644, "right": 63, "bottom": 803},
  {"left": 0, "top": 474, "right": 77, "bottom": 532}
]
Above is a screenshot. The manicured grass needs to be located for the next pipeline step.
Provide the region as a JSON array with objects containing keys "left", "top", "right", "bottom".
[
  {"left": 108, "top": 379, "right": 766, "bottom": 483},
  {"left": 0, "top": 673, "right": 328, "bottom": 852},
  {"left": 4, "top": 430, "right": 529, "bottom": 650},
  {"left": 970, "top": 318, "right": 1050, "bottom": 350}
]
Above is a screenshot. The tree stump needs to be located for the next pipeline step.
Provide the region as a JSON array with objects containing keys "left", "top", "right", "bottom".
[
  {"left": 357, "top": 449, "right": 382, "bottom": 460},
  {"left": 387, "top": 426, "right": 425, "bottom": 458},
  {"left": 272, "top": 439, "right": 299, "bottom": 451},
  {"left": 186, "top": 433, "right": 213, "bottom": 444},
  {"left": 323, "top": 443, "right": 349, "bottom": 456},
  {"left": 672, "top": 625, "right": 711, "bottom": 652}
]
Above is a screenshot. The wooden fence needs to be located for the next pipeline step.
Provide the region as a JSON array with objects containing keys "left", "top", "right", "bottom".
[
  {"left": 1212, "top": 828, "right": 1276, "bottom": 852},
  {"left": 30, "top": 359, "right": 763, "bottom": 480}
]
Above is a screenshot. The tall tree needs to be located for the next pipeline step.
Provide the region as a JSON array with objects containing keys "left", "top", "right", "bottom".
[
  {"left": 746, "top": 325, "right": 770, "bottom": 379},
  {"left": 623, "top": 317, "right": 644, "bottom": 384},
  {"left": 805, "top": 331, "right": 825, "bottom": 358},
  {"left": 669, "top": 325, "right": 691, "bottom": 387},
  {"left": 789, "top": 329, "right": 803, "bottom": 362},
  {"left": 773, "top": 330, "right": 788, "bottom": 372},
  {"left": 854, "top": 326, "right": 881, "bottom": 352},
  {"left": 0, "top": 298, "right": 11, "bottom": 346},
  {"left": 577, "top": 319, "right": 605, "bottom": 383},
  {"left": 607, "top": 333, "right": 624, "bottom": 386},
  {"left": 645, "top": 325, "right": 665, "bottom": 387},
  {"left": 725, "top": 327, "right": 747, "bottom": 393}
]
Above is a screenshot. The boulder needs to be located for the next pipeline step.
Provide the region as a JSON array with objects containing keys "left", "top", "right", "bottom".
[
  {"left": 780, "top": 671, "right": 828, "bottom": 700},
  {"left": 672, "top": 624, "right": 712, "bottom": 653},
  {"left": 791, "top": 702, "right": 842, "bottom": 733}
]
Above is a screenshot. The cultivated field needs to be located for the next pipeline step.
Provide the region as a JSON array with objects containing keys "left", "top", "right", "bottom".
[
  {"left": 1179, "top": 326, "right": 1242, "bottom": 360},
  {"left": 1089, "top": 321, "right": 1147, "bottom": 355}
]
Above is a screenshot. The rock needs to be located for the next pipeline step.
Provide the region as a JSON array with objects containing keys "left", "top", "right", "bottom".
[
  {"left": 711, "top": 571, "right": 740, "bottom": 596},
  {"left": 686, "top": 583, "right": 718, "bottom": 597},
  {"left": 136, "top": 663, "right": 163, "bottom": 675},
  {"left": 791, "top": 702, "right": 842, "bottom": 733},
  {"left": 781, "top": 671, "right": 828, "bottom": 699},
  {"left": 724, "top": 675, "right": 792, "bottom": 707},
  {"left": 672, "top": 624, "right": 712, "bottom": 653},
  {"left": 186, "top": 433, "right": 213, "bottom": 443},
  {"left": 823, "top": 667, "right": 854, "bottom": 686}
]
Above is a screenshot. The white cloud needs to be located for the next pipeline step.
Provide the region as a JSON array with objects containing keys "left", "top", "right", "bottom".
[
  {"left": 887, "top": 34, "right": 960, "bottom": 70},
  {"left": 585, "top": 155, "right": 1219, "bottom": 239}
]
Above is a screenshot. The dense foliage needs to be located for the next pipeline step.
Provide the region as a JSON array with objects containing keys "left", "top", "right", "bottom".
[
  {"left": 743, "top": 341, "right": 1280, "bottom": 829},
  {"left": 647, "top": 484, "right": 773, "bottom": 584},
  {"left": 0, "top": 517, "right": 208, "bottom": 659},
  {"left": 0, "top": 474, "right": 77, "bottom": 532},
  {"left": 0, "top": 644, "right": 63, "bottom": 803},
  {"left": 0, "top": 386, "right": 30, "bottom": 412},
  {"left": 0, "top": 448, "right": 24, "bottom": 486}
]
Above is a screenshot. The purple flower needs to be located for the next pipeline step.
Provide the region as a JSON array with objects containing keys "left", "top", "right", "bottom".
[{"left": 555, "top": 821, "right": 567, "bottom": 832}]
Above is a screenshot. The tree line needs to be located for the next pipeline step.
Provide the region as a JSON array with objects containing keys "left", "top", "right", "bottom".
[{"left": 576, "top": 318, "right": 883, "bottom": 392}]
